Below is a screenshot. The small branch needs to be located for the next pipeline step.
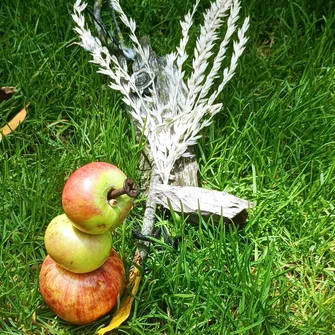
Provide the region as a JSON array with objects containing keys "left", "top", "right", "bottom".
[
  {"left": 107, "top": 0, "right": 124, "bottom": 50},
  {"left": 93, "top": 1, "right": 104, "bottom": 40},
  {"left": 133, "top": 170, "right": 161, "bottom": 266},
  {"left": 92, "top": 0, "right": 120, "bottom": 54}
]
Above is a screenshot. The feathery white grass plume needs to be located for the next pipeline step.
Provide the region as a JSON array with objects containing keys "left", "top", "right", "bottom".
[{"left": 72, "top": 0, "right": 249, "bottom": 184}]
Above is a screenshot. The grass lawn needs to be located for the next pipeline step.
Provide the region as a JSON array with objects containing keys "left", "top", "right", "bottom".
[{"left": 1, "top": 0, "right": 335, "bottom": 334}]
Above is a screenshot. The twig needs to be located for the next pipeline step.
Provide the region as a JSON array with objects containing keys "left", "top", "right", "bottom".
[
  {"left": 107, "top": 0, "right": 124, "bottom": 50},
  {"left": 93, "top": 1, "right": 106, "bottom": 42},
  {"left": 133, "top": 169, "right": 161, "bottom": 266}
]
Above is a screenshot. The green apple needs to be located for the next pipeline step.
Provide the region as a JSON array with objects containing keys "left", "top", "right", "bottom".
[
  {"left": 45, "top": 214, "right": 112, "bottom": 273},
  {"left": 62, "top": 162, "right": 136, "bottom": 234}
]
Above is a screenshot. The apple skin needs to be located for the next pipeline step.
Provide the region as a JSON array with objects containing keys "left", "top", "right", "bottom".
[
  {"left": 62, "top": 162, "right": 133, "bottom": 234},
  {"left": 45, "top": 214, "right": 112, "bottom": 273},
  {"left": 39, "top": 250, "right": 125, "bottom": 325}
]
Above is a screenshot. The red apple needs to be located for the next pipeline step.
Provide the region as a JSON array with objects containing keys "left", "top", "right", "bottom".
[
  {"left": 62, "top": 162, "right": 136, "bottom": 234},
  {"left": 39, "top": 250, "right": 125, "bottom": 325},
  {"left": 45, "top": 214, "right": 112, "bottom": 273}
]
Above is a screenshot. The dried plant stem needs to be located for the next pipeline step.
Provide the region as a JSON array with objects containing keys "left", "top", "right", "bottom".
[{"left": 133, "top": 170, "right": 161, "bottom": 266}]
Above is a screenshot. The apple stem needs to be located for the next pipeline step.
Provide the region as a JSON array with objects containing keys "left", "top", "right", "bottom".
[{"left": 108, "top": 178, "right": 139, "bottom": 199}]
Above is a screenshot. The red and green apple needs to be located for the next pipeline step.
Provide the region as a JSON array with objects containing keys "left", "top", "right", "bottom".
[
  {"left": 62, "top": 162, "right": 135, "bottom": 234},
  {"left": 39, "top": 249, "right": 125, "bottom": 325}
]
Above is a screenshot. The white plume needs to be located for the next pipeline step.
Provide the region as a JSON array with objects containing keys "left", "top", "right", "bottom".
[{"left": 72, "top": 0, "right": 249, "bottom": 184}]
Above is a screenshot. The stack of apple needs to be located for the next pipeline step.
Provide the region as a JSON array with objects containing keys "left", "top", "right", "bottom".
[{"left": 39, "top": 162, "right": 137, "bottom": 325}]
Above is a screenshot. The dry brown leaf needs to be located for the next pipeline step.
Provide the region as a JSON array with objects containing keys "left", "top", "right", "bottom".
[
  {"left": 0, "top": 86, "right": 17, "bottom": 102},
  {"left": 0, "top": 102, "right": 29, "bottom": 139},
  {"left": 97, "top": 266, "right": 142, "bottom": 334}
]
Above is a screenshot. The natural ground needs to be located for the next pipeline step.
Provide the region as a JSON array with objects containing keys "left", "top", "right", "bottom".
[{"left": 1, "top": 0, "right": 335, "bottom": 334}]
